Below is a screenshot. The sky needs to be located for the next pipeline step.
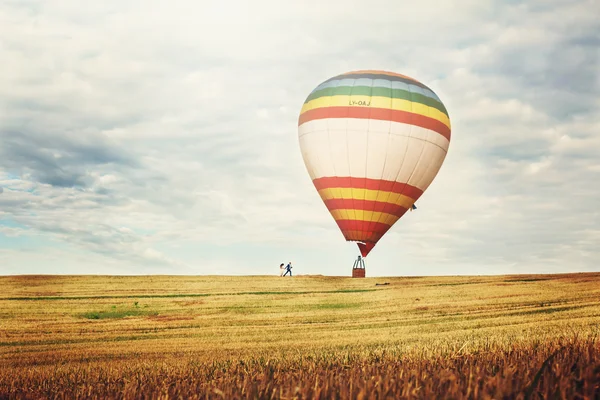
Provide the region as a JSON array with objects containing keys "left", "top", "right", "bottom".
[{"left": 0, "top": 0, "right": 598, "bottom": 277}]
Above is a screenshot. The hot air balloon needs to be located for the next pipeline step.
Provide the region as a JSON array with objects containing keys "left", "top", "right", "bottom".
[{"left": 297, "top": 70, "right": 451, "bottom": 275}]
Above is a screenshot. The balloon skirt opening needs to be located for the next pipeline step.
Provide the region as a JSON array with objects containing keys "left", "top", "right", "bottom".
[{"left": 357, "top": 242, "right": 375, "bottom": 257}]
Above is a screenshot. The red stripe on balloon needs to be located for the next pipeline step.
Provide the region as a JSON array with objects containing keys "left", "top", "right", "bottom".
[
  {"left": 336, "top": 220, "right": 392, "bottom": 234},
  {"left": 298, "top": 106, "right": 451, "bottom": 141}
]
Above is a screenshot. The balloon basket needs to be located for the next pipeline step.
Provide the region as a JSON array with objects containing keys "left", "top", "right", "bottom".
[{"left": 352, "top": 255, "right": 366, "bottom": 278}]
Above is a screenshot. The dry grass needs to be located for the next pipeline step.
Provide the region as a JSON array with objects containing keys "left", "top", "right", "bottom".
[{"left": 1, "top": 273, "right": 599, "bottom": 398}]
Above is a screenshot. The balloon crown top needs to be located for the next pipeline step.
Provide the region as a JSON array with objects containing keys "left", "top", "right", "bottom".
[
  {"left": 311, "top": 70, "right": 438, "bottom": 100},
  {"left": 338, "top": 69, "right": 420, "bottom": 81}
]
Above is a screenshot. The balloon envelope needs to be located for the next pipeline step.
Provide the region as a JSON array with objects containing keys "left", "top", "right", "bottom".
[{"left": 297, "top": 70, "right": 451, "bottom": 257}]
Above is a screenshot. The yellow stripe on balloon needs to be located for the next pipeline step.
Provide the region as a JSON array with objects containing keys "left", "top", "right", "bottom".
[
  {"left": 330, "top": 209, "right": 400, "bottom": 225},
  {"left": 300, "top": 95, "right": 450, "bottom": 129},
  {"left": 318, "top": 188, "right": 415, "bottom": 209},
  {"left": 343, "top": 230, "right": 369, "bottom": 240}
]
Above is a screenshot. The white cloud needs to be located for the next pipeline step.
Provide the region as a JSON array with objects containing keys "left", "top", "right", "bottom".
[{"left": 0, "top": 0, "right": 598, "bottom": 275}]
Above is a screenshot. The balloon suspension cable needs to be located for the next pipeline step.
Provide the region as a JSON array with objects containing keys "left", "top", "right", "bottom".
[{"left": 353, "top": 255, "right": 365, "bottom": 269}]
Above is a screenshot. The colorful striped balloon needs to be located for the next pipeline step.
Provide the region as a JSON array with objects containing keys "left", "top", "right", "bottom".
[{"left": 298, "top": 70, "right": 451, "bottom": 257}]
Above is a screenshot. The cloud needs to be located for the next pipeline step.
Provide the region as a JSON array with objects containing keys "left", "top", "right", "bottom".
[
  {"left": 0, "top": 0, "right": 598, "bottom": 275},
  {"left": 0, "top": 129, "right": 137, "bottom": 188}
]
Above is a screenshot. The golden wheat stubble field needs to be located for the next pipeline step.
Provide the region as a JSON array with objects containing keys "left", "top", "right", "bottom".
[{"left": 0, "top": 273, "right": 599, "bottom": 399}]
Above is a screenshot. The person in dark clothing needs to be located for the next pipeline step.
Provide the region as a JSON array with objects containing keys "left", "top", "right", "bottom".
[{"left": 283, "top": 262, "right": 292, "bottom": 276}]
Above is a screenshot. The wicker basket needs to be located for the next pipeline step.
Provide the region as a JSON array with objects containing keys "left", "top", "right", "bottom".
[{"left": 352, "top": 266, "right": 366, "bottom": 278}]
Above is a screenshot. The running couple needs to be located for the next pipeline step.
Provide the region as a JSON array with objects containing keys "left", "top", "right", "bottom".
[{"left": 280, "top": 262, "right": 292, "bottom": 277}]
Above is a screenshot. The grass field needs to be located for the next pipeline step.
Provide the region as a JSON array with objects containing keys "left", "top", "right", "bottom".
[{"left": 1, "top": 272, "right": 599, "bottom": 399}]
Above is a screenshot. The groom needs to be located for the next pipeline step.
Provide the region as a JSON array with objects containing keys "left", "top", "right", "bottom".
[{"left": 283, "top": 262, "right": 292, "bottom": 277}]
